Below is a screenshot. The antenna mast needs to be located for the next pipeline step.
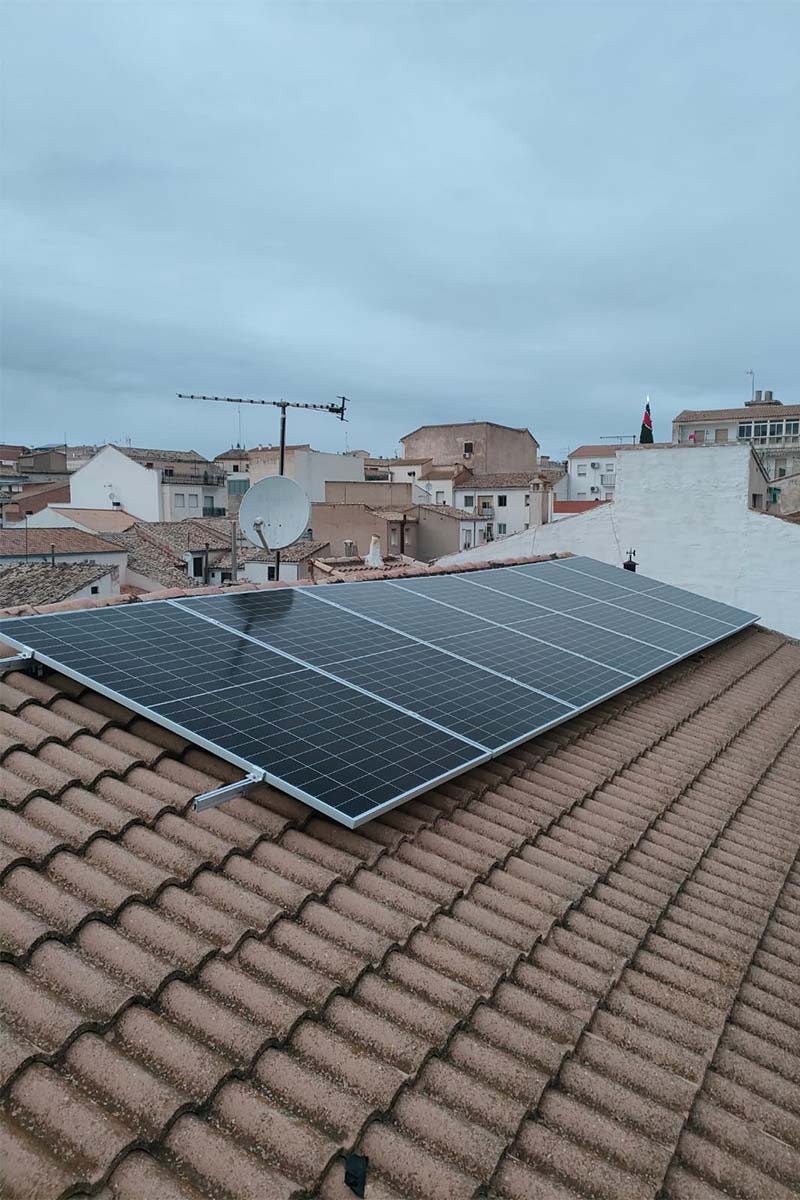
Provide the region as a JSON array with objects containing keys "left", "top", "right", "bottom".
[{"left": 178, "top": 393, "right": 349, "bottom": 580}]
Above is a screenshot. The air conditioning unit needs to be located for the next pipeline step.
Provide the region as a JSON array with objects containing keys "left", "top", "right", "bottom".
[
  {"left": 590, "top": 486, "right": 600, "bottom": 493},
  {"left": 590, "top": 461, "right": 600, "bottom": 469}
]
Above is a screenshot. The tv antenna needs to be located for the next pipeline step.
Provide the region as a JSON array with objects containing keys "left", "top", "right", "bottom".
[{"left": 178, "top": 392, "right": 349, "bottom": 578}]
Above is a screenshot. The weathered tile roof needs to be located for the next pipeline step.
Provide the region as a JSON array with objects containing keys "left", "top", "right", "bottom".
[
  {"left": 119, "top": 447, "right": 208, "bottom": 464},
  {"left": 457, "top": 472, "right": 537, "bottom": 489},
  {"left": 0, "top": 529, "right": 122, "bottom": 558},
  {"left": 673, "top": 404, "right": 800, "bottom": 423},
  {"left": 50, "top": 508, "right": 138, "bottom": 533},
  {"left": 0, "top": 562, "right": 112, "bottom": 608},
  {"left": 554, "top": 499, "right": 612, "bottom": 514},
  {"left": 102, "top": 527, "right": 198, "bottom": 590},
  {"left": 0, "top": 587, "right": 799, "bottom": 1198}
]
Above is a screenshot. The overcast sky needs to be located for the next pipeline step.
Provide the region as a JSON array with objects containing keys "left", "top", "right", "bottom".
[{"left": 2, "top": 2, "right": 798, "bottom": 461}]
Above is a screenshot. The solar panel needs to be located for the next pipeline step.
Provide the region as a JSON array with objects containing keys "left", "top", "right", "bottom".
[{"left": 0, "top": 557, "right": 758, "bottom": 827}]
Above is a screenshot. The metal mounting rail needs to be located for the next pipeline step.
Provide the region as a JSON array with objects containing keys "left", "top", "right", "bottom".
[
  {"left": 0, "top": 651, "right": 35, "bottom": 675},
  {"left": 192, "top": 772, "right": 265, "bottom": 813}
]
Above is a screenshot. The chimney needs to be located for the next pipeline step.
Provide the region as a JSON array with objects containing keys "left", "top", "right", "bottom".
[
  {"left": 755, "top": 390, "right": 762, "bottom": 403},
  {"left": 365, "top": 535, "right": 383, "bottom": 567},
  {"left": 343, "top": 539, "right": 358, "bottom": 557},
  {"left": 763, "top": 389, "right": 774, "bottom": 404}
]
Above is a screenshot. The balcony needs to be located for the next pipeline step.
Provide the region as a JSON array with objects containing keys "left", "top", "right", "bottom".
[
  {"left": 476, "top": 506, "right": 494, "bottom": 519},
  {"left": 600, "top": 474, "right": 615, "bottom": 487},
  {"left": 161, "top": 469, "right": 226, "bottom": 487},
  {"left": 202, "top": 506, "right": 227, "bottom": 518}
]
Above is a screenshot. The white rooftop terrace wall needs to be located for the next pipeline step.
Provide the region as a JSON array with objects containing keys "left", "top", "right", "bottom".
[{"left": 438, "top": 443, "right": 800, "bottom": 640}]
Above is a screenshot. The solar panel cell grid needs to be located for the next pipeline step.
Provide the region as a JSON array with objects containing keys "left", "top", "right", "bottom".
[
  {"left": 179, "top": 590, "right": 410, "bottom": 665},
  {"left": 312, "top": 581, "right": 487, "bottom": 641},
  {"left": 154, "top": 673, "right": 483, "bottom": 818},
  {"left": 432, "top": 624, "right": 633, "bottom": 706},
  {"left": 507, "top": 611, "right": 677, "bottom": 676},
  {"left": 319, "top": 643, "right": 572, "bottom": 750},
  {"left": 0, "top": 555, "right": 758, "bottom": 827}
]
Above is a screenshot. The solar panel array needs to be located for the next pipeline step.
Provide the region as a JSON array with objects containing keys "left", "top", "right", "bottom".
[{"left": 0, "top": 556, "right": 758, "bottom": 827}]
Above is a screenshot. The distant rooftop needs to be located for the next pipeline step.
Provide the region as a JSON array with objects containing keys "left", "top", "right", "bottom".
[
  {"left": 673, "top": 403, "right": 800, "bottom": 423},
  {"left": 0, "top": 560, "right": 112, "bottom": 607},
  {"left": 50, "top": 507, "right": 138, "bottom": 533},
  {"left": 0, "top": 528, "right": 122, "bottom": 557}
]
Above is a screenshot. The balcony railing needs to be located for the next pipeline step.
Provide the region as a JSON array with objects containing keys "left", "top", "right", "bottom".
[
  {"left": 162, "top": 470, "right": 226, "bottom": 486},
  {"left": 202, "top": 506, "right": 227, "bottom": 517},
  {"left": 477, "top": 506, "right": 494, "bottom": 518},
  {"left": 600, "top": 474, "right": 615, "bottom": 487}
]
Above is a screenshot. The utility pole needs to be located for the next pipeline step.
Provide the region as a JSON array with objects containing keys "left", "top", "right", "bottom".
[{"left": 178, "top": 393, "right": 348, "bottom": 580}]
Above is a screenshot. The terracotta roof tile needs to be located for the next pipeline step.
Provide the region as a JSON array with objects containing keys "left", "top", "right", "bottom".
[{"left": 0, "top": 601, "right": 798, "bottom": 1197}]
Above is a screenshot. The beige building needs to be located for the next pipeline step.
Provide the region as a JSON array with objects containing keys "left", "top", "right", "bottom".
[
  {"left": 672, "top": 392, "right": 800, "bottom": 478},
  {"left": 400, "top": 421, "right": 539, "bottom": 474},
  {"left": 311, "top": 502, "right": 420, "bottom": 559}
]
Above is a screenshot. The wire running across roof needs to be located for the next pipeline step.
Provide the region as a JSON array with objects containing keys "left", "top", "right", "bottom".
[{"left": 0, "top": 557, "right": 758, "bottom": 827}]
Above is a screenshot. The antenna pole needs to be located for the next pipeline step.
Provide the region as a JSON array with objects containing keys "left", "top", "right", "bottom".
[{"left": 275, "top": 401, "right": 288, "bottom": 581}]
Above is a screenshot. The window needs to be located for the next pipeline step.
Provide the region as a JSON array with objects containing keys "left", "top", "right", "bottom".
[
  {"left": 220, "top": 571, "right": 232, "bottom": 583},
  {"left": 192, "top": 555, "right": 204, "bottom": 577},
  {"left": 463, "top": 441, "right": 473, "bottom": 455},
  {"left": 778, "top": 467, "right": 787, "bottom": 478},
  {"left": 577, "top": 491, "right": 587, "bottom": 500},
  {"left": 462, "top": 529, "right": 473, "bottom": 549},
  {"left": 692, "top": 430, "right": 706, "bottom": 444},
  {"left": 577, "top": 464, "right": 587, "bottom": 476},
  {"left": 752, "top": 493, "right": 764, "bottom": 509},
  {"left": 753, "top": 421, "right": 767, "bottom": 443},
  {"left": 497, "top": 494, "right": 507, "bottom": 507},
  {"left": 785, "top": 420, "right": 799, "bottom": 442},
  {"left": 188, "top": 493, "right": 199, "bottom": 508},
  {"left": 462, "top": 494, "right": 474, "bottom": 508},
  {"left": 175, "top": 493, "right": 185, "bottom": 507},
  {"left": 408, "top": 470, "right": 416, "bottom": 478},
  {"left": 163, "top": 467, "right": 174, "bottom": 477},
  {"left": 769, "top": 420, "right": 783, "bottom": 437},
  {"left": 267, "top": 566, "right": 276, "bottom": 581},
  {"left": 90, "top": 585, "right": 99, "bottom": 595},
  {"left": 228, "top": 478, "right": 248, "bottom": 495},
  {"left": 605, "top": 492, "right": 614, "bottom": 500},
  {"left": 232, "top": 464, "right": 240, "bottom": 472},
  {"left": 497, "top": 522, "right": 507, "bottom": 534},
  {"left": 435, "top": 490, "right": 445, "bottom": 504},
  {"left": 111, "top": 501, "right": 121, "bottom": 509},
  {"left": 605, "top": 463, "right": 614, "bottom": 472},
  {"left": 714, "top": 428, "right": 728, "bottom": 443}
]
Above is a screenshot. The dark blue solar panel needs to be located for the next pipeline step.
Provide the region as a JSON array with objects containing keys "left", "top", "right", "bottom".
[
  {"left": 176, "top": 589, "right": 410, "bottom": 665},
  {"left": 0, "top": 602, "right": 302, "bottom": 704},
  {"left": 319, "top": 643, "right": 572, "bottom": 750},
  {"left": 154, "top": 673, "right": 484, "bottom": 820},
  {"left": 432, "top": 625, "right": 632, "bottom": 706},
  {"left": 507, "top": 612, "right": 677, "bottom": 676},
  {"left": 0, "top": 556, "right": 758, "bottom": 827}
]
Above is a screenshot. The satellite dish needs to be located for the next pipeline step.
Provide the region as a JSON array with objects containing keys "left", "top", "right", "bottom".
[{"left": 238, "top": 476, "right": 311, "bottom": 550}]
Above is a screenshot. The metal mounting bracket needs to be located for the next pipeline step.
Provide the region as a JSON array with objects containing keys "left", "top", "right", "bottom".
[
  {"left": 192, "top": 772, "right": 265, "bottom": 813},
  {"left": 0, "top": 651, "right": 36, "bottom": 676}
]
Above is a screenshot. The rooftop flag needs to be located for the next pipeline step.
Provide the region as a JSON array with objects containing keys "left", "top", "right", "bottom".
[{"left": 640, "top": 398, "right": 654, "bottom": 444}]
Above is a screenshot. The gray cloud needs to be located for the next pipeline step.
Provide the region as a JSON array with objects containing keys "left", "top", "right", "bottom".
[{"left": 2, "top": 2, "right": 798, "bottom": 460}]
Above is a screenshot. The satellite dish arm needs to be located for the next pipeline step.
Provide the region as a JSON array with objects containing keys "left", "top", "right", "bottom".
[{"left": 252, "top": 518, "right": 271, "bottom": 551}]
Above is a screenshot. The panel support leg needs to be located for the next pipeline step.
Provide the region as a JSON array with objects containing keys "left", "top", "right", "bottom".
[{"left": 192, "top": 772, "right": 265, "bottom": 812}]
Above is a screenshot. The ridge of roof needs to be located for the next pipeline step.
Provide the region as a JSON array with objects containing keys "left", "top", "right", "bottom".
[{"left": 0, "top": 618, "right": 797, "bottom": 1199}]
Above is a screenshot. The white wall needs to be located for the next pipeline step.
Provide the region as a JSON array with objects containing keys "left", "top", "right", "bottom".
[
  {"left": 440, "top": 444, "right": 800, "bottom": 640},
  {"left": 70, "top": 446, "right": 161, "bottom": 520},
  {"left": 249, "top": 449, "right": 364, "bottom": 502},
  {"left": 454, "top": 485, "right": 530, "bottom": 537},
  {"left": 71, "top": 571, "right": 117, "bottom": 600},
  {"left": 417, "top": 478, "right": 455, "bottom": 506}
]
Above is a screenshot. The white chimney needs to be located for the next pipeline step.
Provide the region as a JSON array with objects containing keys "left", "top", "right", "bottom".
[{"left": 365, "top": 535, "right": 384, "bottom": 567}]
